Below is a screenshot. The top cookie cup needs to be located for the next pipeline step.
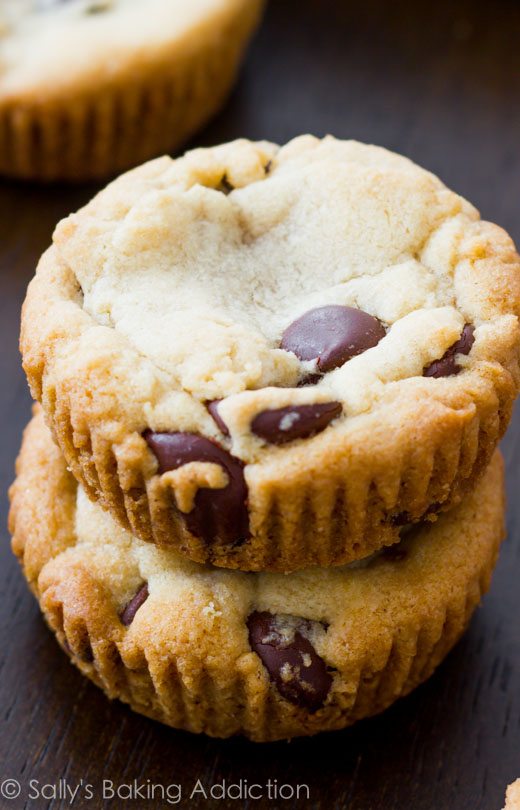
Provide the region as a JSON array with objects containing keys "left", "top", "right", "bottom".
[{"left": 21, "top": 135, "right": 520, "bottom": 572}]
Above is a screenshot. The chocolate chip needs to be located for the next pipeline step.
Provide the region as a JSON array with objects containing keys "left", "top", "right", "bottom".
[
  {"left": 247, "top": 611, "right": 332, "bottom": 712},
  {"left": 217, "top": 174, "right": 234, "bottom": 194},
  {"left": 207, "top": 400, "right": 230, "bottom": 436},
  {"left": 297, "top": 373, "right": 323, "bottom": 387},
  {"left": 144, "top": 431, "right": 249, "bottom": 545},
  {"left": 281, "top": 305, "right": 386, "bottom": 372},
  {"left": 423, "top": 324, "right": 475, "bottom": 378},
  {"left": 251, "top": 402, "right": 342, "bottom": 444},
  {"left": 120, "top": 584, "right": 149, "bottom": 627},
  {"left": 86, "top": 1, "right": 112, "bottom": 13}
]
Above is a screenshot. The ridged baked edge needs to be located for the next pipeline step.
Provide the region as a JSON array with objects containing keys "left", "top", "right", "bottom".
[
  {"left": 27, "top": 307, "right": 517, "bottom": 572},
  {"left": 0, "top": 0, "right": 264, "bottom": 181},
  {"left": 39, "top": 581, "right": 490, "bottom": 742},
  {"left": 9, "top": 412, "right": 505, "bottom": 741}
]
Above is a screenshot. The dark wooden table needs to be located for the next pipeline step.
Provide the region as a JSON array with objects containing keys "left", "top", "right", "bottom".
[{"left": 1, "top": 1, "right": 520, "bottom": 808}]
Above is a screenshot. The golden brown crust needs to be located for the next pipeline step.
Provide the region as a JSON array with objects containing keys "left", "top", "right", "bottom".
[
  {"left": 0, "top": 0, "right": 264, "bottom": 181},
  {"left": 9, "top": 409, "right": 505, "bottom": 741}
]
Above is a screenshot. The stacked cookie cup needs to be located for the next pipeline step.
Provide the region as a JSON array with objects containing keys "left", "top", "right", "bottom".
[{"left": 10, "top": 136, "right": 520, "bottom": 741}]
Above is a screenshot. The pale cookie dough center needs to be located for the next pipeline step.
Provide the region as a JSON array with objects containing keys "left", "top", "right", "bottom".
[{"left": 69, "top": 139, "right": 477, "bottom": 402}]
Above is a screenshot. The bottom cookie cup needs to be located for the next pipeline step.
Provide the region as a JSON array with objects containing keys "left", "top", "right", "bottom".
[{"left": 9, "top": 409, "right": 505, "bottom": 742}]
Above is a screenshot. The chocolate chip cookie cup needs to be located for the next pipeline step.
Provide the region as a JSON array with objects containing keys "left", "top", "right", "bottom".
[
  {"left": 9, "top": 410, "right": 505, "bottom": 741},
  {"left": 21, "top": 136, "right": 520, "bottom": 571},
  {"left": 0, "top": 0, "right": 264, "bottom": 181}
]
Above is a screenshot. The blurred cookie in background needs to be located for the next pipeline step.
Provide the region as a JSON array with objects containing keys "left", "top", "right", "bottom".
[{"left": 0, "top": 0, "right": 264, "bottom": 181}]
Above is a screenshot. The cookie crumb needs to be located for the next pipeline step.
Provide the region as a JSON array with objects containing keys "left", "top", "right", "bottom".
[{"left": 202, "top": 601, "right": 222, "bottom": 619}]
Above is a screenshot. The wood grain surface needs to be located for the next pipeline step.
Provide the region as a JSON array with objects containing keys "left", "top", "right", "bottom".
[{"left": 1, "top": 1, "right": 519, "bottom": 808}]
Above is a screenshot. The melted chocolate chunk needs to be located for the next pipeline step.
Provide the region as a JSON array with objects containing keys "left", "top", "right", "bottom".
[
  {"left": 251, "top": 402, "right": 342, "bottom": 444},
  {"left": 144, "top": 431, "right": 249, "bottom": 545},
  {"left": 120, "top": 584, "right": 149, "bottom": 627},
  {"left": 85, "top": 1, "right": 111, "bottom": 12},
  {"left": 207, "top": 400, "right": 230, "bottom": 436},
  {"left": 297, "top": 373, "right": 323, "bottom": 387},
  {"left": 217, "top": 174, "right": 234, "bottom": 194},
  {"left": 281, "top": 305, "right": 386, "bottom": 372},
  {"left": 423, "top": 324, "right": 475, "bottom": 378},
  {"left": 247, "top": 611, "right": 332, "bottom": 711}
]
